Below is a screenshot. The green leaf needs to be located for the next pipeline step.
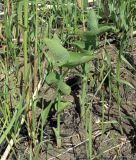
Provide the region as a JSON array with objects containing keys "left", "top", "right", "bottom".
[
  {"left": 0, "top": 100, "right": 24, "bottom": 145},
  {"left": 123, "top": 115, "right": 136, "bottom": 122},
  {"left": 121, "top": 55, "right": 136, "bottom": 71},
  {"left": 53, "top": 33, "right": 62, "bottom": 44},
  {"left": 78, "top": 31, "right": 97, "bottom": 49},
  {"left": 45, "top": 37, "right": 70, "bottom": 66},
  {"left": 81, "top": 26, "right": 116, "bottom": 39},
  {"left": 46, "top": 71, "right": 59, "bottom": 85},
  {"left": 98, "top": 25, "right": 117, "bottom": 35},
  {"left": 78, "top": 24, "right": 117, "bottom": 50},
  {"left": 98, "top": 120, "right": 118, "bottom": 124},
  {"left": 53, "top": 127, "right": 59, "bottom": 137},
  {"left": 55, "top": 101, "right": 71, "bottom": 114},
  {"left": 53, "top": 127, "right": 61, "bottom": 148},
  {"left": 46, "top": 71, "right": 71, "bottom": 95},
  {"left": 120, "top": 2, "right": 128, "bottom": 30},
  {"left": 117, "top": 79, "right": 135, "bottom": 89},
  {"left": 58, "top": 80, "right": 71, "bottom": 95},
  {"left": 79, "top": 31, "right": 98, "bottom": 40},
  {"left": 63, "top": 51, "right": 95, "bottom": 68},
  {"left": 87, "top": 9, "right": 98, "bottom": 31},
  {"left": 72, "top": 41, "right": 85, "bottom": 51},
  {"left": 41, "top": 102, "right": 52, "bottom": 126}
]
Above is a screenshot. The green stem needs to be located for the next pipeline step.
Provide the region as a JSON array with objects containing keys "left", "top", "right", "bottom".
[
  {"left": 80, "top": 64, "right": 87, "bottom": 123},
  {"left": 23, "top": 0, "right": 31, "bottom": 137},
  {"left": 57, "top": 94, "right": 61, "bottom": 148},
  {"left": 34, "top": 0, "right": 38, "bottom": 90},
  {"left": 23, "top": 0, "right": 28, "bottom": 83},
  {"left": 85, "top": 109, "right": 89, "bottom": 159},
  {"left": 101, "top": 89, "right": 105, "bottom": 135},
  {"left": 81, "top": 76, "right": 87, "bottom": 118},
  {"left": 89, "top": 107, "right": 93, "bottom": 160}
]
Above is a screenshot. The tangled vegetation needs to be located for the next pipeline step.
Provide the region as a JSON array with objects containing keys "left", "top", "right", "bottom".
[{"left": 0, "top": 0, "right": 136, "bottom": 159}]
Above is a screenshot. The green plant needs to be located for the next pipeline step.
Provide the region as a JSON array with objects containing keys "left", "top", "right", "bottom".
[
  {"left": 0, "top": 0, "right": 136, "bottom": 159},
  {"left": 44, "top": 33, "right": 94, "bottom": 147}
]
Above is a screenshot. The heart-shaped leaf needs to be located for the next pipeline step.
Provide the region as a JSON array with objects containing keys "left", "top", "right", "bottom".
[
  {"left": 63, "top": 51, "right": 95, "bottom": 68},
  {"left": 45, "top": 37, "right": 70, "bottom": 66},
  {"left": 77, "top": 9, "right": 118, "bottom": 50}
]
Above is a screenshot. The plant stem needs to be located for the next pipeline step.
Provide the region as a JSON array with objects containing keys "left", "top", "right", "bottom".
[
  {"left": 57, "top": 93, "right": 61, "bottom": 148},
  {"left": 34, "top": 0, "right": 38, "bottom": 90},
  {"left": 80, "top": 64, "right": 87, "bottom": 124},
  {"left": 89, "top": 108, "right": 93, "bottom": 160},
  {"left": 85, "top": 109, "right": 89, "bottom": 159},
  {"left": 23, "top": 0, "right": 32, "bottom": 136},
  {"left": 23, "top": 0, "right": 28, "bottom": 83}
]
